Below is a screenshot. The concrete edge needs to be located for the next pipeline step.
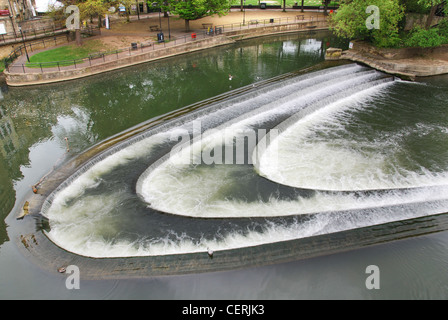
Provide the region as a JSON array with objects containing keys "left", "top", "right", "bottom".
[
  {"left": 340, "top": 50, "right": 448, "bottom": 80},
  {"left": 4, "top": 22, "right": 329, "bottom": 87}
]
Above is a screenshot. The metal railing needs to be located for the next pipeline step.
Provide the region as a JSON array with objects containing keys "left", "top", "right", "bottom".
[
  {"left": 6, "top": 30, "right": 213, "bottom": 73},
  {"left": 6, "top": 18, "right": 328, "bottom": 74},
  {"left": 3, "top": 27, "right": 101, "bottom": 71},
  {"left": 213, "top": 15, "right": 326, "bottom": 32},
  {"left": 0, "top": 22, "right": 67, "bottom": 44}
]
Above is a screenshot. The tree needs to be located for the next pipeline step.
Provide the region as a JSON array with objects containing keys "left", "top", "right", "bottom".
[
  {"left": 165, "top": 0, "right": 231, "bottom": 32},
  {"left": 405, "top": 25, "right": 445, "bottom": 46},
  {"left": 47, "top": 0, "right": 111, "bottom": 46},
  {"left": 417, "top": 0, "right": 447, "bottom": 29},
  {"left": 48, "top": 1, "right": 83, "bottom": 46},
  {"left": 119, "top": 0, "right": 134, "bottom": 22},
  {"left": 323, "top": 0, "right": 331, "bottom": 15},
  {"left": 329, "top": 0, "right": 405, "bottom": 47},
  {"left": 46, "top": 2, "right": 68, "bottom": 26},
  {"left": 79, "top": 0, "right": 109, "bottom": 28}
]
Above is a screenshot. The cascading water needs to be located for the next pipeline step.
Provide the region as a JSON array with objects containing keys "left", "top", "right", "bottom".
[
  {"left": 41, "top": 64, "right": 448, "bottom": 259},
  {"left": 255, "top": 80, "right": 448, "bottom": 192}
]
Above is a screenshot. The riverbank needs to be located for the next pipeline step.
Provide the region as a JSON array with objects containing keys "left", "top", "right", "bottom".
[
  {"left": 3, "top": 10, "right": 328, "bottom": 87},
  {"left": 338, "top": 41, "right": 448, "bottom": 80}
]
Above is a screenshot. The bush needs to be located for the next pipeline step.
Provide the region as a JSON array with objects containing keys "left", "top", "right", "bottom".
[
  {"left": 405, "top": 26, "right": 445, "bottom": 47},
  {"left": 437, "top": 19, "right": 448, "bottom": 37},
  {"left": 399, "top": 0, "right": 430, "bottom": 14},
  {"left": 330, "top": 0, "right": 405, "bottom": 48}
]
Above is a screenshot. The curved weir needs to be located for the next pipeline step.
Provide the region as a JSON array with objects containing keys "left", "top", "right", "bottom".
[
  {"left": 39, "top": 64, "right": 448, "bottom": 260},
  {"left": 254, "top": 80, "right": 448, "bottom": 192}
]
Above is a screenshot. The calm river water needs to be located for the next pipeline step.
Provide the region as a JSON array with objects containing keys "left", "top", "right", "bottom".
[{"left": 1, "top": 31, "right": 448, "bottom": 299}]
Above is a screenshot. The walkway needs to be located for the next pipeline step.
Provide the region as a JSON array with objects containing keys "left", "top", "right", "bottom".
[{"left": 4, "top": 10, "right": 328, "bottom": 86}]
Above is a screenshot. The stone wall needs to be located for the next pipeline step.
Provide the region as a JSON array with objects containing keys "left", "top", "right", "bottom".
[
  {"left": 225, "top": 20, "right": 328, "bottom": 40},
  {"left": 5, "top": 22, "right": 330, "bottom": 86},
  {"left": 5, "top": 36, "right": 236, "bottom": 86},
  {"left": 0, "top": 16, "right": 17, "bottom": 35},
  {"left": 342, "top": 41, "right": 448, "bottom": 78},
  {"left": 19, "top": 17, "right": 55, "bottom": 33},
  {"left": 350, "top": 40, "right": 448, "bottom": 60},
  {"left": 405, "top": 13, "right": 445, "bottom": 31}
]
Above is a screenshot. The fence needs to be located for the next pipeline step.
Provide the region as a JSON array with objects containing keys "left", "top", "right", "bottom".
[
  {"left": 214, "top": 15, "right": 325, "bottom": 32},
  {"left": 5, "top": 17, "right": 327, "bottom": 74},
  {"left": 0, "top": 22, "right": 67, "bottom": 44},
  {"left": 3, "top": 27, "right": 101, "bottom": 71}
]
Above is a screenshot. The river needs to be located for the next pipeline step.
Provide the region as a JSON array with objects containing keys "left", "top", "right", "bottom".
[{"left": 1, "top": 31, "right": 448, "bottom": 299}]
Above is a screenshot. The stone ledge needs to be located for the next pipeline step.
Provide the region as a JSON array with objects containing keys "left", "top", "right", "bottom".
[
  {"left": 325, "top": 47, "right": 342, "bottom": 60},
  {"left": 337, "top": 41, "right": 448, "bottom": 80},
  {"left": 4, "top": 22, "right": 329, "bottom": 87},
  {"left": 341, "top": 50, "right": 448, "bottom": 80},
  {"left": 4, "top": 36, "right": 236, "bottom": 87}
]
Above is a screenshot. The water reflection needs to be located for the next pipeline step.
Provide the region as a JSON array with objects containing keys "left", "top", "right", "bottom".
[{"left": 0, "top": 102, "right": 16, "bottom": 246}]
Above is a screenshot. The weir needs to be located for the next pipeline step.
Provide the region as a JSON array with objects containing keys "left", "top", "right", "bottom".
[
  {"left": 255, "top": 77, "right": 448, "bottom": 192},
  {"left": 31, "top": 64, "right": 448, "bottom": 266}
]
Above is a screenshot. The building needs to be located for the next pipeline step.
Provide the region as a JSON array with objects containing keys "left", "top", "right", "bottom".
[{"left": 0, "top": 0, "right": 38, "bottom": 36}]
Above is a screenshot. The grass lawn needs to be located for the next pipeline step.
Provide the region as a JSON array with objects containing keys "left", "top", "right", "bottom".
[
  {"left": 26, "top": 40, "right": 104, "bottom": 68},
  {"left": 230, "top": 0, "right": 339, "bottom": 7}
]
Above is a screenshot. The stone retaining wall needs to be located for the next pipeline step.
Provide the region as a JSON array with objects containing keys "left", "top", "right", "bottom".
[
  {"left": 351, "top": 40, "right": 448, "bottom": 60},
  {"left": 341, "top": 42, "right": 448, "bottom": 79},
  {"left": 5, "top": 35, "right": 236, "bottom": 86},
  {"left": 226, "top": 21, "right": 327, "bottom": 40},
  {"left": 4, "top": 21, "right": 329, "bottom": 86}
]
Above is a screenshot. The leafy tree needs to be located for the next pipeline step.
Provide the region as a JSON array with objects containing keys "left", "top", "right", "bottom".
[
  {"left": 117, "top": 0, "right": 135, "bottom": 22},
  {"left": 323, "top": 0, "right": 332, "bottom": 15},
  {"left": 416, "top": 0, "right": 447, "bottom": 29},
  {"left": 164, "top": 0, "right": 231, "bottom": 31},
  {"left": 46, "top": 2, "right": 68, "bottom": 26},
  {"left": 399, "top": 0, "right": 430, "bottom": 13},
  {"left": 150, "top": 0, "right": 171, "bottom": 17},
  {"left": 405, "top": 25, "right": 445, "bottom": 46},
  {"left": 329, "top": 0, "right": 405, "bottom": 47},
  {"left": 405, "top": 18, "right": 448, "bottom": 47},
  {"left": 79, "top": 0, "right": 109, "bottom": 27},
  {"left": 47, "top": 0, "right": 112, "bottom": 45},
  {"left": 437, "top": 17, "right": 448, "bottom": 36}
]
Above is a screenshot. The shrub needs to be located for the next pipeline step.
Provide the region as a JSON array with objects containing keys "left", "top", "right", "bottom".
[
  {"left": 437, "top": 19, "right": 448, "bottom": 37},
  {"left": 405, "top": 26, "right": 445, "bottom": 47},
  {"left": 330, "top": 0, "right": 405, "bottom": 48}
]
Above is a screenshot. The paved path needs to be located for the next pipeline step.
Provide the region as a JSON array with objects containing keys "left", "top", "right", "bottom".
[
  {"left": 8, "top": 10, "right": 326, "bottom": 74},
  {"left": 4, "top": 9, "right": 328, "bottom": 85},
  {"left": 8, "top": 31, "right": 215, "bottom": 74}
]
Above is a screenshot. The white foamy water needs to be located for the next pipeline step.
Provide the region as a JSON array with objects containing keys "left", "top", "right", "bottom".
[
  {"left": 45, "top": 185, "right": 448, "bottom": 258},
  {"left": 256, "top": 83, "right": 448, "bottom": 191},
  {"left": 138, "top": 69, "right": 397, "bottom": 217},
  {"left": 41, "top": 66, "right": 448, "bottom": 258},
  {"left": 139, "top": 163, "right": 448, "bottom": 218}
]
